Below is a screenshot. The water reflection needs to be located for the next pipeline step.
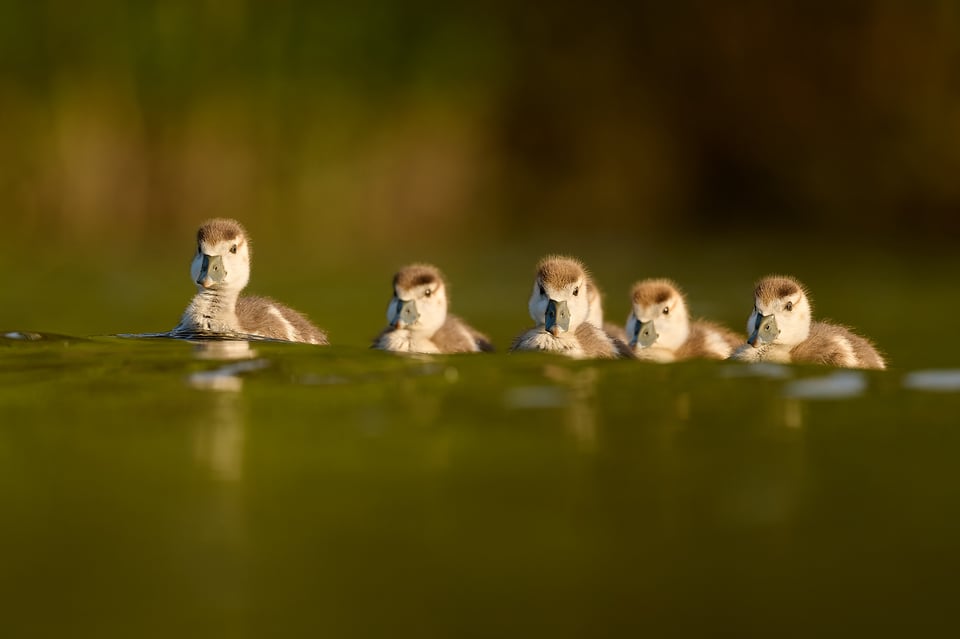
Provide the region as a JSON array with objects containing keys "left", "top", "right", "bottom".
[
  {"left": 186, "top": 340, "right": 268, "bottom": 482},
  {"left": 504, "top": 365, "right": 600, "bottom": 450}
]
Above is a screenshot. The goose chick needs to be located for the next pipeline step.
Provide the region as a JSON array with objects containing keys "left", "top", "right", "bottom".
[
  {"left": 511, "top": 256, "right": 629, "bottom": 359},
  {"left": 626, "top": 279, "right": 742, "bottom": 362},
  {"left": 729, "top": 275, "right": 885, "bottom": 369},
  {"left": 172, "top": 218, "right": 328, "bottom": 344},
  {"left": 373, "top": 263, "right": 493, "bottom": 354}
]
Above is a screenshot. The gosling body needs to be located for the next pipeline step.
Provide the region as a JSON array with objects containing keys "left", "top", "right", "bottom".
[
  {"left": 729, "top": 275, "right": 885, "bottom": 369},
  {"left": 626, "top": 279, "right": 741, "bottom": 362},
  {"left": 173, "top": 218, "right": 328, "bottom": 344},
  {"left": 373, "top": 264, "right": 492, "bottom": 354},
  {"left": 510, "top": 256, "right": 631, "bottom": 359}
]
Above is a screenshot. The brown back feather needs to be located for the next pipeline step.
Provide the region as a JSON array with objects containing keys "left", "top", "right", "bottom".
[
  {"left": 675, "top": 320, "right": 743, "bottom": 360},
  {"left": 431, "top": 315, "right": 492, "bottom": 353},
  {"left": 236, "top": 295, "right": 328, "bottom": 344},
  {"left": 791, "top": 321, "right": 884, "bottom": 369},
  {"left": 574, "top": 322, "right": 619, "bottom": 359}
]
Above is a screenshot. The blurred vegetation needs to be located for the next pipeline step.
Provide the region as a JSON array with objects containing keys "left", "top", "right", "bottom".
[{"left": 2, "top": 0, "right": 960, "bottom": 258}]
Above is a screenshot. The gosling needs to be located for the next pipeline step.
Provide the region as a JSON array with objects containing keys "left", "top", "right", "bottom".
[
  {"left": 511, "top": 256, "right": 631, "bottom": 359},
  {"left": 373, "top": 263, "right": 493, "bottom": 354},
  {"left": 172, "top": 218, "right": 328, "bottom": 344},
  {"left": 729, "top": 275, "right": 885, "bottom": 369},
  {"left": 627, "top": 279, "right": 742, "bottom": 362}
]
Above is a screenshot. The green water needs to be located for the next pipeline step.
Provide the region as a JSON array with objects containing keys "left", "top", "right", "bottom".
[
  {"left": 3, "top": 239, "right": 960, "bottom": 636},
  {"left": 2, "top": 331, "right": 959, "bottom": 637}
]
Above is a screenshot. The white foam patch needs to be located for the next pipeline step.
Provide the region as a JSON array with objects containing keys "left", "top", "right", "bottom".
[
  {"left": 783, "top": 371, "right": 867, "bottom": 400},
  {"left": 903, "top": 369, "right": 960, "bottom": 392}
]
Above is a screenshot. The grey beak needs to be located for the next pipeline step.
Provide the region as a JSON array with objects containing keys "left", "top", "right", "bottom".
[
  {"left": 392, "top": 298, "right": 419, "bottom": 328},
  {"left": 197, "top": 254, "right": 226, "bottom": 287},
  {"left": 544, "top": 299, "right": 571, "bottom": 336},
  {"left": 631, "top": 319, "right": 658, "bottom": 348},
  {"left": 748, "top": 313, "right": 779, "bottom": 348}
]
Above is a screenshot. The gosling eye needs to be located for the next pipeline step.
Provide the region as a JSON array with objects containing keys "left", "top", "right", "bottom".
[
  {"left": 230, "top": 244, "right": 238, "bottom": 254},
  {"left": 539, "top": 285, "right": 546, "bottom": 296},
  {"left": 785, "top": 301, "right": 793, "bottom": 311},
  {"left": 573, "top": 286, "right": 579, "bottom": 296},
  {"left": 424, "top": 288, "right": 432, "bottom": 298},
  {"left": 663, "top": 306, "right": 670, "bottom": 315}
]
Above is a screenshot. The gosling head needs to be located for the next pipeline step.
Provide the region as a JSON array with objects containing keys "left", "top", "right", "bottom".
[
  {"left": 746, "top": 275, "right": 812, "bottom": 348},
  {"left": 387, "top": 264, "right": 448, "bottom": 335},
  {"left": 626, "top": 279, "right": 690, "bottom": 350},
  {"left": 190, "top": 218, "right": 252, "bottom": 294},
  {"left": 529, "top": 256, "right": 591, "bottom": 337}
]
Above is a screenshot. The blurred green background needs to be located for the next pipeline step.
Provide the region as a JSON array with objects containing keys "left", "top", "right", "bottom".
[{"left": 1, "top": 1, "right": 957, "bottom": 356}]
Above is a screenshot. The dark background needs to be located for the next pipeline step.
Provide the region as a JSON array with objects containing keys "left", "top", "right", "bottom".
[
  {"left": 0, "top": 1, "right": 956, "bottom": 349},
  {"left": 4, "top": 2, "right": 960, "bottom": 249}
]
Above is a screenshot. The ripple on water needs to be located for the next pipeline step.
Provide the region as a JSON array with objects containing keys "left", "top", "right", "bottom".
[
  {"left": 903, "top": 369, "right": 960, "bottom": 392},
  {"left": 719, "top": 363, "right": 793, "bottom": 379},
  {"left": 504, "top": 386, "right": 568, "bottom": 409},
  {"left": 782, "top": 371, "right": 867, "bottom": 400}
]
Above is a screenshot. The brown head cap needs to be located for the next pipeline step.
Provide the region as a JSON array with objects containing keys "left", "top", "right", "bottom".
[
  {"left": 536, "top": 255, "right": 587, "bottom": 288},
  {"left": 394, "top": 263, "right": 445, "bottom": 292},
  {"left": 631, "top": 278, "right": 682, "bottom": 307},
  {"left": 755, "top": 275, "right": 806, "bottom": 305}
]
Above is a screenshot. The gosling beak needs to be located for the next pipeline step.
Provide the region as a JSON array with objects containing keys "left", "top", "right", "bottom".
[
  {"left": 197, "top": 254, "right": 226, "bottom": 288},
  {"left": 391, "top": 298, "right": 419, "bottom": 329},
  {"left": 544, "top": 299, "right": 570, "bottom": 337},
  {"left": 630, "top": 319, "right": 658, "bottom": 348},
  {"left": 747, "top": 313, "right": 779, "bottom": 348}
]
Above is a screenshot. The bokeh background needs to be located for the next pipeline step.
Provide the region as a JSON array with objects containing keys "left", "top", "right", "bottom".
[{"left": 1, "top": 1, "right": 957, "bottom": 360}]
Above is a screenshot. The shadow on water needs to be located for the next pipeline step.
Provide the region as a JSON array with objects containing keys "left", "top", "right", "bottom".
[{"left": 2, "top": 329, "right": 960, "bottom": 636}]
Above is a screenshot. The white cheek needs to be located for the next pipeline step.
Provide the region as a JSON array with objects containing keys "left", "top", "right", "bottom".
[
  {"left": 570, "top": 295, "right": 589, "bottom": 324},
  {"left": 424, "top": 296, "right": 445, "bottom": 324}
]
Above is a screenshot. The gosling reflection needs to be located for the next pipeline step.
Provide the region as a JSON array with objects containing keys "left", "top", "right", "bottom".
[
  {"left": 542, "top": 365, "right": 600, "bottom": 450},
  {"left": 186, "top": 340, "right": 268, "bottom": 482}
]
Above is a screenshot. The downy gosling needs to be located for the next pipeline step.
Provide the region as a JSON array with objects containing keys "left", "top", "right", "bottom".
[
  {"left": 373, "top": 263, "right": 493, "bottom": 354},
  {"left": 172, "top": 218, "right": 328, "bottom": 344},
  {"left": 627, "top": 279, "right": 742, "bottom": 361},
  {"left": 729, "top": 275, "right": 885, "bottom": 369},
  {"left": 511, "top": 256, "right": 631, "bottom": 359}
]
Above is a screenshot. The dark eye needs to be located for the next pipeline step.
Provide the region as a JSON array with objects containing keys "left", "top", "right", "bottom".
[
  {"left": 573, "top": 287, "right": 579, "bottom": 296},
  {"left": 663, "top": 307, "right": 670, "bottom": 315},
  {"left": 230, "top": 244, "right": 238, "bottom": 254},
  {"left": 539, "top": 285, "right": 546, "bottom": 296},
  {"left": 424, "top": 289, "right": 432, "bottom": 297},
  {"left": 785, "top": 301, "right": 793, "bottom": 311}
]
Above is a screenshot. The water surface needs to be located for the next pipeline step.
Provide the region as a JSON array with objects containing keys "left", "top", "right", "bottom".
[{"left": 2, "top": 332, "right": 959, "bottom": 637}]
